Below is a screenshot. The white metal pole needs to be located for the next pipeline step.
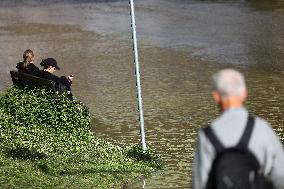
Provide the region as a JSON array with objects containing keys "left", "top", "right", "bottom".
[{"left": 129, "top": 0, "right": 147, "bottom": 151}]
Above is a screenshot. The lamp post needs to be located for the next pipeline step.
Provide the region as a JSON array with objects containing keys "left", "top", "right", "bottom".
[{"left": 129, "top": 0, "right": 147, "bottom": 151}]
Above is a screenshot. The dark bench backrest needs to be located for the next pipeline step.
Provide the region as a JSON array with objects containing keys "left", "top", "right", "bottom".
[{"left": 10, "top": 70, "right": 56, "bottom": 92}]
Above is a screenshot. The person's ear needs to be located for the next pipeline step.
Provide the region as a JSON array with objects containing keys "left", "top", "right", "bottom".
[{"left": 212, "top": 91, "right": 221, "bottom": 103}]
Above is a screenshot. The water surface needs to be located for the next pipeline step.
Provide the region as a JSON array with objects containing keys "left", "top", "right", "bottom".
[{"left": 0, "top": 0, "right": 283, "bottom": 188}]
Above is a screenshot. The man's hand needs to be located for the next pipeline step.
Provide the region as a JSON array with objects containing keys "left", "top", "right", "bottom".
[{"left": 68, "top": 75, "right": 74, "bottom": 81}]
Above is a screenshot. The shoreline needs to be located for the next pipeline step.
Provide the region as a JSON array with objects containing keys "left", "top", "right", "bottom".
[{"left": 0, "top": 86, "right": 163, "bottom": 189}]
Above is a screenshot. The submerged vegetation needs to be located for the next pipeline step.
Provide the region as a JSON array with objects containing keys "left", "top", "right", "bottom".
[{"left": 0, "top": 86, "right": 162, "bottom": 188}]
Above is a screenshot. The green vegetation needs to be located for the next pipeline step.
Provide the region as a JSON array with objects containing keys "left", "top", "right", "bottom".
[{"left": 0, "top": 86, "right": 162, "bottom": 188}]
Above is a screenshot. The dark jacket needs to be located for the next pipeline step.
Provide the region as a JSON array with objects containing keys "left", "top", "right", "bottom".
[
  {"left": 16, "top": 62, "right": 40, "bottom": 76},
  {"left": 37, "top": 70, "right": 72, "bottom": 91}
]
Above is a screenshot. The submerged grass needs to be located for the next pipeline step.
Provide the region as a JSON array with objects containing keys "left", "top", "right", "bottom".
[{"left": 0, "top": 86, "right": 162, "bottom": 188}]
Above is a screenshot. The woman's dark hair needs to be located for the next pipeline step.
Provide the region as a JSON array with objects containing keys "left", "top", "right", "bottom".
[{"left": 22, "top": 49, "right": 34, "bottom": 68}]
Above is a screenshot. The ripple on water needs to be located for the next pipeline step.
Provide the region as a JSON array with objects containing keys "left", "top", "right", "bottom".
[{"left": 0, "top": 2, "right": 283, "bottom": 189}]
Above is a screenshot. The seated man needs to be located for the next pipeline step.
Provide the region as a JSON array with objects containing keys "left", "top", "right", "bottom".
[{"left": 37, "top": 58, "right": 73, "bottom": 92}]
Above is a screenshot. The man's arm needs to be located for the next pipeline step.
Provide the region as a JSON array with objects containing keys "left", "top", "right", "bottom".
[
  {"left": 266, "top": 126, "right": 284, "bottom": 189},
  {"left": 253, "top": 118, "right": 284, "bottom": 189},
  {"left": 192, "top": 133, "right": 202, "bottom": 189},
  {"left": 192, "top": 131, "right": 215, "bottom": 189}
]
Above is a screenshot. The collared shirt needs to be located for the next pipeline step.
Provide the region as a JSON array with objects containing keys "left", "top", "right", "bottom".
[{"left": 192, "top": 107, "right": 284, "bottom": 189}]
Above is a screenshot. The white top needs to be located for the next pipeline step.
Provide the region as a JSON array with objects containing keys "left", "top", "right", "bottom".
[{"left": 193, "top": 107, "right": 284, "bottom": 189}]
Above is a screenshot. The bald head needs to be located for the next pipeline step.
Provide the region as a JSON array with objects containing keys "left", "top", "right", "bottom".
[{"left": 212, "top": 69, "right": 246, "bottom": 99}]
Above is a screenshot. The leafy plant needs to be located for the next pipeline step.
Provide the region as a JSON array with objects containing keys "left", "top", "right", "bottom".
[
  {"left": 0, "top": 86, "right": 162, "bottom": 188},
  {"left": 126, "top": 144, "right": 164, "bottom": 169}
]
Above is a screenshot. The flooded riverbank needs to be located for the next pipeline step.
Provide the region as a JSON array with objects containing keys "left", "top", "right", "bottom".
[{"left": 0, "top": 0, "right": 283, "bottom": 188}]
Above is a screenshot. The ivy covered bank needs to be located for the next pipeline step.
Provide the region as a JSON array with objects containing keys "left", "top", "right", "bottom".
[{"left": 0, "top": 87, "right": 162, "bottom": 188}]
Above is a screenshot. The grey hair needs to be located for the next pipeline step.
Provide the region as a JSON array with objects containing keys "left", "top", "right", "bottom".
[{"left": 212, "top": 69, "right": 246, "bottom": 98}]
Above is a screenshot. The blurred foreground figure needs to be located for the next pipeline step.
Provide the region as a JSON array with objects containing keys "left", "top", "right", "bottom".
[{"left": 192, "top": 69, "right": 284, "bottom": 189}]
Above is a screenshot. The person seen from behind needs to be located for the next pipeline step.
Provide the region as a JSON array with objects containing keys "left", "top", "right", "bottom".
[
  {"left": 192, "top": 69, "right": 284, "bottom": 189},
  {"left": 37, "top": 58, "right": 73, "bottom": 92},
  {"left": 16, "top": 49, "right": 39, "bottom": 76}
]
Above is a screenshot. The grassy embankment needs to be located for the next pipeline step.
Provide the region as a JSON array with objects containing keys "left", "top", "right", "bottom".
[{"left": 0, "top": 86, "right": 162, "bottom": 188}]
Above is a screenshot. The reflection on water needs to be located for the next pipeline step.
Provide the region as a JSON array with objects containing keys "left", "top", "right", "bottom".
[
  {"left": 0, "top": 1, "right": 283, "bottom": 189},
  {"left": 247, "top": 0, "right": 284, "bottom": 11},
  {"left": 1, "top": 0, "right": 283, "bottom": 71}
]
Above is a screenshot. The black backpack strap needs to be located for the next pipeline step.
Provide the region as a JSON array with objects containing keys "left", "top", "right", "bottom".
[
  {"left": 203, "top": 126, "right": 224, "bottom": 153},
  {"left": 237, "top": 115, "right": 255, "bottom": 149}
]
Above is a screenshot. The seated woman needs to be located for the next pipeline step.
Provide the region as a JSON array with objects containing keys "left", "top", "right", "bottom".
[
  {"left": 16, "top": 49, "right": 40, "bottom": 76},
  {"left": 37, "top": 58, "right": 73, "bottom": 92}
]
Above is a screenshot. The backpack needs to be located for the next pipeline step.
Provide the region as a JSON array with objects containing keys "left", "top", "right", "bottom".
[{"left": 203, "top": 116, "right": 274, "bottom": 189}]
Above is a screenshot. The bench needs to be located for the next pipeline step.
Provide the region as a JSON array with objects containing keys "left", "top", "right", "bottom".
[
  {"left": 10, "top": 70, "right": 56, "bottom": 91},
  {"left": 10, "top": 70, "right": 73, "bottom": 100}
]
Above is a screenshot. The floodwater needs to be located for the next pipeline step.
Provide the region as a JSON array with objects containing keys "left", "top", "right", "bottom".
[{"left": 0, "top": 0, "right": 283, "bottom": 188}]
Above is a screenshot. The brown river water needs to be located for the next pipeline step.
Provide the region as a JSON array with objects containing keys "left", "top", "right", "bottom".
[{"left": 0, "top": 0, "right": 283, "bottom": 188}]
